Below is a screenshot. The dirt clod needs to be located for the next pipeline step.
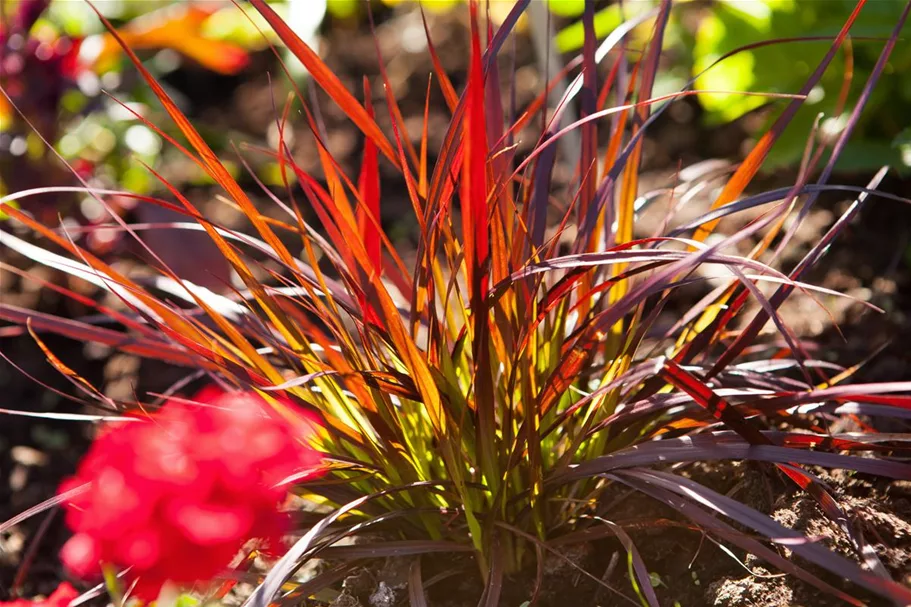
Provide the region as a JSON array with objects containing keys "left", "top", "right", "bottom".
[
  {"left": 708, "top": 570, "right": 794, "bottom": 607},
  {"left": 367, "top": 581, "right": 396, "bottom": 607}
]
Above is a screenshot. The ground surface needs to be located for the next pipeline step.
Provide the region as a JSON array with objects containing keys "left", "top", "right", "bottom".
[{"left": 2, "top": 5, "right": 910, "bottom": 606}]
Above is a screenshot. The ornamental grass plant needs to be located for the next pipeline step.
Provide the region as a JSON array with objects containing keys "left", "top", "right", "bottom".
[{"left": 1, "top": 1, "right": 910, "bottom": 605}]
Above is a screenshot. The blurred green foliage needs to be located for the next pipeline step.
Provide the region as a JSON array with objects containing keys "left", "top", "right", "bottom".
[
  {"left": 556, "top": 0, "right": 911, "bottom": 172},
  {"left": 695, "top": 0, "right": 910, "bottom": 170},
  {"left": 341, "top": 0, "right": 461, "bottom": 15},
  {"left": 554, "top": 1, "right": 656, "bottom": 52},
  {"left": 324, "top": 0, "right": 580, "bottom": 26}
]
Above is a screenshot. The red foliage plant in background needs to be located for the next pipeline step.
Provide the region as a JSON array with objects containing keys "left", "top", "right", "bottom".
[
  {"left": 0, "top": 583, "right": 78, "bottom": 607},
  {"left": 57, "top": 387, "right": 323, "bottom": 600}
]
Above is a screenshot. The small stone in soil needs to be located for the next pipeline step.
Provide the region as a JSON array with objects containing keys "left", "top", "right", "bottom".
[{"left": 368, "top": 581, "right": 396, "bottom": 607}]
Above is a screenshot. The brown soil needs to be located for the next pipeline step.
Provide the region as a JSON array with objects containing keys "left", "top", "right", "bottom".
[
  {"left": 298, "top": 465, "right": 911, "bottom": 606},
  {"left": 3, "top": 5, "right": 910, "bottom": 606}
]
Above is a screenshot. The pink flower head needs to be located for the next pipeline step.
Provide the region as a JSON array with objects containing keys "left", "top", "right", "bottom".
[
  {"left": 0, "top": 583, "right": 79, "bottom": 607},
  {"left": 59, "top": 387, "right": 323, "bottom": 600}
]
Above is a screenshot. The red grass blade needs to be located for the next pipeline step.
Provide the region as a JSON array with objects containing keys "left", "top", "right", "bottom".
[
  {"left": 463, "top": 0, "right": 499, "bottom": 514},
  {"left": 357, "top": 77, "right": 382, "bottom": 275},
  {"left": 462, "top": 0, "right": 490, "bottom": 307}
]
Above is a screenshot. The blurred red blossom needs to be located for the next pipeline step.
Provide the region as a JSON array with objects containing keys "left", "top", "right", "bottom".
[
  {"left": 58, "top": 386, "right": 323, "bottom": 600},
  {"left": 0, "top": 582, "right": 79, "bottom": 607}
]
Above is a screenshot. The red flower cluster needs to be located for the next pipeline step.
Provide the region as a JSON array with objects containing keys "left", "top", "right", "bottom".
[
  {"left": 59, "top": 387, "right": 323, "bottom": 600},
  {"left": 0, "top": 583, "right": 78, "bottom": 607}
]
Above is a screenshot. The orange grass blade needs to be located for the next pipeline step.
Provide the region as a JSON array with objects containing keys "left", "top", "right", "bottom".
[
  {"left": 419, "top": 75, "right": 433, "bottom": 197},
  {"left": 88, "top": 3, "right": 315, "bottom": 362},
  {"left": 420, "top": 8, "right": 459, "bottom": 112},
  {"left": 248, "top": 0, "right": 399, "bottom": 168}
]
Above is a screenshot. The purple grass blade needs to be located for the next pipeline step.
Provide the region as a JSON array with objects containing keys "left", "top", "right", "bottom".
[
  {"left": 670, "top": 184, "right": 910, "bottom": 236},
  {"left": 611, "top": 470, "right": 866, "bottom": 605},
  {"left": 620, "top": 469, "right": 911, "bottom": 604},
  {"left": 580, "top": 0, "right": 671, "bottom": 244},
  {"left": 707, "top": 167, "right": 891, "bottom": 379},
  {"left": 408, "top": 559, "right": 429, "bottom": 607},
  {"left": 828, "top": 402, "right": 911, "bottom": 420},
  {"left": 527, "top": 138, "right": 558, "bottom": 252},
  {"left": 478, "top": 533, "right": 504, "bottom": 607},
  {"left": 591, "top": 518, "right": 660, "bottom": 607},
  {"left": 276, "top": 562, "right": 362, "bottom": 606},
  {"left": 482, "top": 0, "right": 529, "bottom": 75},
  {"left": 243, "top": 482, "right": 453, "bottom": 607},
  {"left": 705, "top": 0, "right": 911, "bottom": 377},
  {"left": 319, "top": 541, "right": 473, "bottom": 560},
  {"left": 575, "top": 0, "right": 598, "bottom": 230},
  {"left": 1, "top": 483, "right": 89, "bottom": 535},
  {"left": 749, "top": 381, "right": 911, "bottom": 411},
  {"left": 550, "top": 437, "right": 911, "bottom": 485}
]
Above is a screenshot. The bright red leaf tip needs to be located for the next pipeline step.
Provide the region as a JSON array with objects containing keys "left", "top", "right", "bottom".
[
  {"left": 58, "top": 386, "right": 324, "bottom": 600},
  {"left": 357, "top": 76, "right": 382, "bottom": 274},
  {"left": 461, "top": 0, "right": 490, "bottom": 306}
]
